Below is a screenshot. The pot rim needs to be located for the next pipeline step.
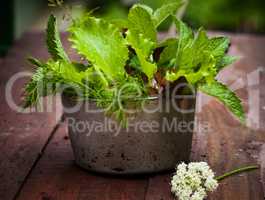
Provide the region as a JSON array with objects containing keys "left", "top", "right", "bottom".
[{"left": 63, "top": 95, "right": 160, "bottom": 103}]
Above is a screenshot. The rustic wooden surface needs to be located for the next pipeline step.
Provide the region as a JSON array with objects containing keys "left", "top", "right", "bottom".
[
  {"left": 0, "top": 31, "right": 264, "bottom": 200},
  {"left": 0, "top": 33, "right": 63, "bottom": 200}
]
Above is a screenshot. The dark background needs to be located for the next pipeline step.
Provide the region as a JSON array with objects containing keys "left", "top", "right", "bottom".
[{"left": 1, "top": 0, "right": 264, "bottom": 55}]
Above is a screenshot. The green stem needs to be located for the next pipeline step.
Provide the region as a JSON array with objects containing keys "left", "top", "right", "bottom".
[{"left": 216, "top": 165, "right": 259, "bottom": 181}]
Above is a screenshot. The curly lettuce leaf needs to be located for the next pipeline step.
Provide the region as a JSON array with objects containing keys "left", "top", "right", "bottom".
[
  {"left": 199, "top": 81, "right": 245, "bottom": 123},
  {"left": 127, "top": 2, "right": 183, "bottom": 38},
  {"left": 68, "top": 16, "right": 129, "bottom": 82},
  {"left": 158, "top": 38, "right": 178, "bottom": 66},
  {"left": 153, "top": 1, "right": 183, "bottom": 28},
  {"left": 126, "top": 31, "right": 157, "bottom": 82},
  {"left": 46, "top": 15, "right": 69, "bottom": 61},
  {"left": 128, "top": 4, "right": 157, "bottom": 43}
]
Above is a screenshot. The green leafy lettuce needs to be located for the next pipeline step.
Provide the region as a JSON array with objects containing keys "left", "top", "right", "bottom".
[{"left": 69, "top": 16, "right": 129, "bottom": 83}]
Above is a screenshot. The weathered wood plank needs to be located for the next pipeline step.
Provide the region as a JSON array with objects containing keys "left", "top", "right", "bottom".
[
  {"left": 145, "top": 174, "right": 174, "bottom": 200},
  {"left": 16, "top": 122, "right": 148, "bottom": 200},
  {"left": 193, "top": 102, "right": 265, "bottom": 200},
  {"left": 0, "top": 32, "right": 63, "bottom": 200}
]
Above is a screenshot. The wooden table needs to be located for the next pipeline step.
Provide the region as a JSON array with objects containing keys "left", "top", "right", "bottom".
[{"left": 0, "top": 32, "right": 264, "bottom": 200}]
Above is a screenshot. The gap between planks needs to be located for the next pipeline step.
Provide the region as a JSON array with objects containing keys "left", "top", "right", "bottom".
[{"left": 13, "top": 116, "right": 64, "bottom": 200}]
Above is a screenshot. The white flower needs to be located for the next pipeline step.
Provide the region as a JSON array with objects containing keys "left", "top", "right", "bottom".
[
  {"left": 190, "top": 187, "right": 206, "bottom": 200},
  {"left": 171, "top": 162, "right": 218, "bottom": 200}
]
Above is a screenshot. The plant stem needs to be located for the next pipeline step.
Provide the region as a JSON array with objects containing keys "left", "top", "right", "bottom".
[{"left": 216, "top": 165, "right": 259, "bottom": 181}]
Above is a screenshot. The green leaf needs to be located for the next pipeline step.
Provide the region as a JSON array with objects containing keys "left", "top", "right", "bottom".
[
  {"left": 207, "top": 37, "right": 229, "bottom": 59},
  {"left": 46, "top": 15, "right": 69, "bottom": 61},
  {"left": 129, "top": 55, "right": 141, "bottom": 71},
  {"left": 153, "top": 1, "right": 183, "bottom": 28},
  {"left": 69, "top": 16, "right": 129, "bottom": 82},
  {"left": 24, "top": 59, "right": 88, "bottom": 108},
  {"left": 199, "top": 81, "right": 245, "bottom": 123},
  {"left": 51, "top": 60, "right": 85, "bottom": 84},
  {"left": 24, "top": 59, "right": 56, "bottom": 107},
  {"left": 217, "top": 56, "right": 238, "bottom": 71},
  {"left": 181, "top": 32, "right": 229, "bottom": 67},
  {"left": 165, "top": 19, "right": 235, "bottom": 87},
  {"left": 136, "top": 4, "right": 154, "bottom": 15},
  {"left": 28, "top": 57, "right": 43, "bottom": 68},
  {"left": 109, "top": 19, "right": 129, "bottom": 29},
  {"left": 128, "top": 4, "right": 157, "bottom": 42},
  {"left": 177, "top": 28, "right": 209, "bottom": 69},
  {"left": 126, "top": 31, "right": 157, "bottom": 82},
  {"left": 173, "top": 17, "right": 194, "bottom": 50},
  {"left": 165, "top": 55, "right": 216, "bottom": 84},
  {"left": 158, "top": 38, "right": 178, "bottom": 66},
  {"left": 158, "top": 38, "right": 178, "bottom": 47},
  {"left": 192, "top": 27, "right": 209, "bottom": 50}
]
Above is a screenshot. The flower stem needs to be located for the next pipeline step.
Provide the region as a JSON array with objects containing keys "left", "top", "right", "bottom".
[{"left": 216, "top": 165, "right": 259, "bottom": 181}]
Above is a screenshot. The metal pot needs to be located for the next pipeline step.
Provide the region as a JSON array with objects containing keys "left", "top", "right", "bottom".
[{"left": 62, "top": 94, "right": 196, "bottom": 175}]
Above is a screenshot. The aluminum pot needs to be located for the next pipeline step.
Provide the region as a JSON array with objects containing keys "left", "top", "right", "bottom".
[{"left": 62, "top": 94, "right": 196, "bottom": 175}]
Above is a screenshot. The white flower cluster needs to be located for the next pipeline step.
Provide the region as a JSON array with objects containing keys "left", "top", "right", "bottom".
[{"left": 171, "top": 162, "right": 218, "bottom": 200}]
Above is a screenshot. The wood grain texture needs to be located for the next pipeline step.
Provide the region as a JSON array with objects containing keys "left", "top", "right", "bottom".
[
  {"left": 145, "top": 174, "right": 174, "bottom": 200},
  {"left": 16, "top": 122, "right": 148, "bottom": 200},
  {"left": 0, "top": 32, "right": 63, "bottom": 200}
]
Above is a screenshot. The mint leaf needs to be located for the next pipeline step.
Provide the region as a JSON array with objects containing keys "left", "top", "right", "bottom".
[
  {"left": 177, "top": 28, "right": 209, "bottom": 69},
  {"left": 128, "top": 4, "right": 157, "bottom": 42},
  {"left": 207, "top": 37, "right": 229, "bottom": 59},
  {"left": 153, "top": 1, "right": 183, "bottom": 28},
  {"left": 126, "top": 31, "right": 157, "bottom": 82},
  {"left": 46, "top": 15, "right": 69, "bottom": 61},
  {"left": 164, "top": 19, "right": 235, "bottom": 87},
  {"left": 199, "top": 81, "right": 245, "bottom": 123},
  {"left": 165, "top": 54, "right": 216, "bottom": 84},
  {"left": 192, "top": 27, "right": 208, "bottom": 50},
  {"left": 69, "top": 17, "right": 128, "bottom": 81},
  {"left": 173, "top": 17, "right": 194, "bottom": 50},
  {"left": 217, "top": 55, "right": 238, "bottom": 71},
  {"left": 164, "top": 27, "right": 216, "bottom": 83}
]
